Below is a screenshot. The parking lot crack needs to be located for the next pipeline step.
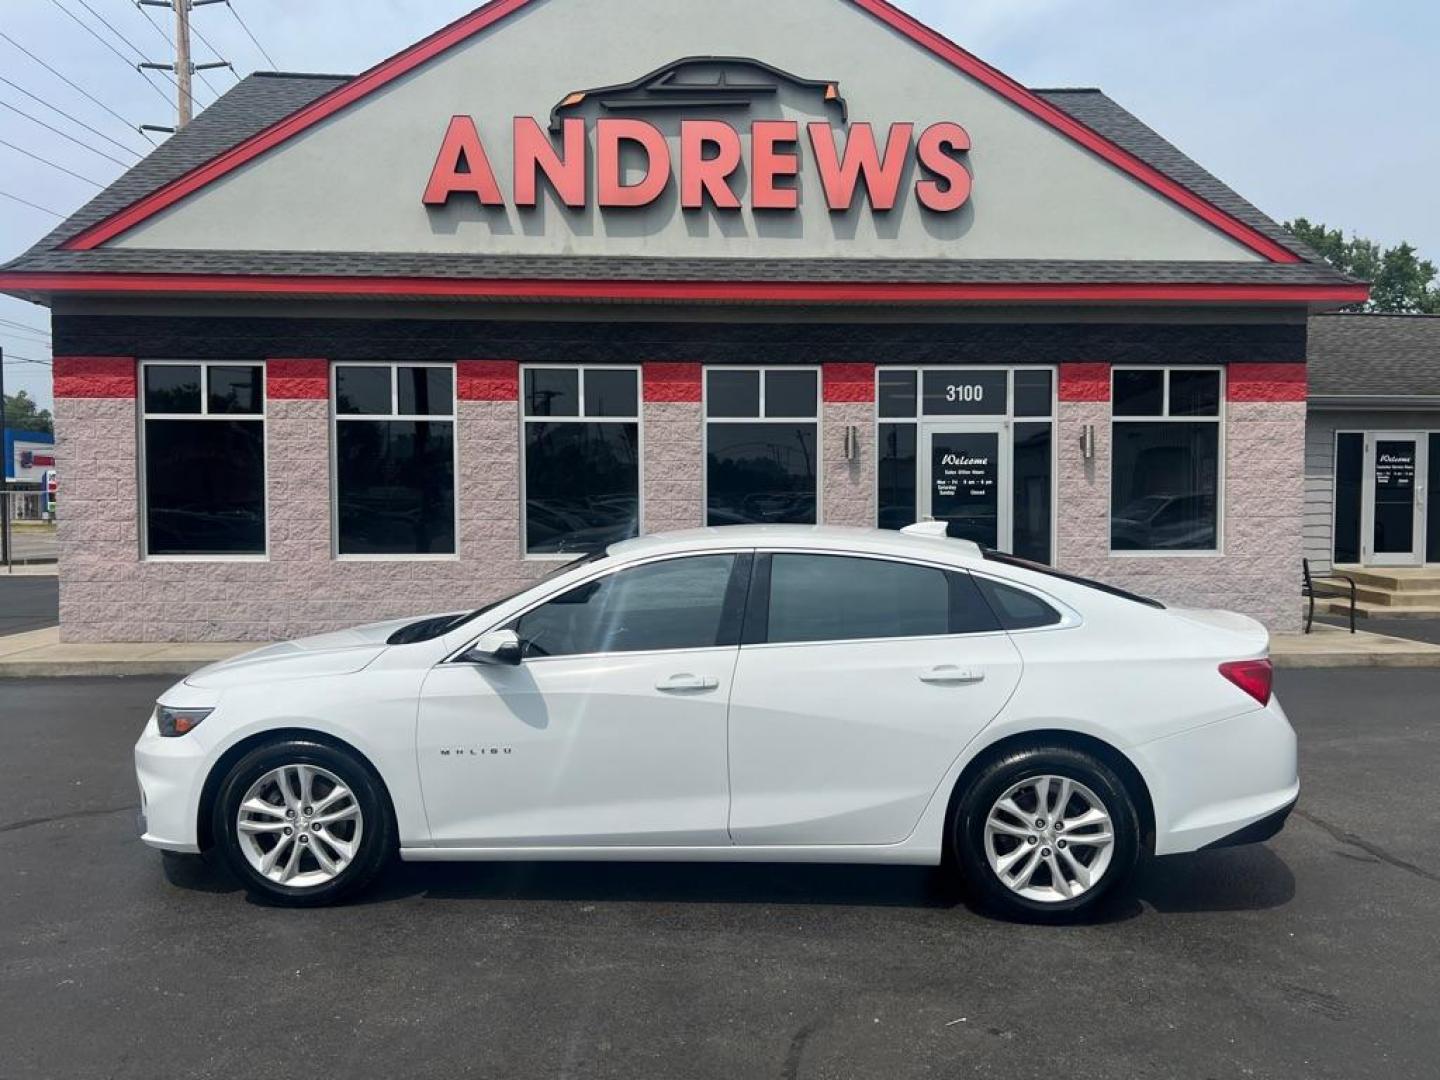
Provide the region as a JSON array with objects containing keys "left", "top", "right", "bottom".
[
  {"left": 0, "top": 804, "right": 136, "bottom": 835},
  {"left": 1294, "top": 808, "right": 1440, "bottom": 884}
]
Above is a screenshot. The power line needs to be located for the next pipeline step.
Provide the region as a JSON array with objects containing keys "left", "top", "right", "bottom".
[
  {"left": 187, "top": 13, "right": 238, "bottom": 83},
  {"left": 0, "top": 188, "right": 68, "bottom": 218},
  {"left": 0, "top": 137, "right": 106, "bottom": 187},
  {"left": 0, "top": 73, "right": 143, "bottom": 160},
  {"left": 0, "top": 30, "right": 155, "bottom": 151},
  {"left": 134, "top": 1, "right": 223, "bottom": 100},
  {"left": 1, "top": 354, "right": 55, "bottom": 368},
  {"left": 0, "top": 319, "right": 52, "bottom": 339},
  {"left": 45, "top": 0, "right": 176, "bottom": 110},
  {"left": 0, "top": 99, "right": 135, "bottom": 170},
  {"left": 226, "top": 1, "right": 278, "bottom": 70}
]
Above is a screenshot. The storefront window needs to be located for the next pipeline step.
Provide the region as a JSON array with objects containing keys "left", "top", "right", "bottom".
[
  {"left": 1333, "top": 433, "right": 1363, "bottom": 565},
  {"left": 334, "top": 363, "right": 456, "bottom": 556},
  {"left": 1110, "top": 368, "right": 1222, "bottom": 552},
  {"left": 523, "top": 366, "right": 640, "bottom": 555},
  {"left": 141, "top": 361, "right": 266, "bottom": 557},
  {"left": 706, "top": 368, "right": 819, "bottom": 526},
  {"left": 877, "top": 367, "right": 1054, "bottom": 563}
]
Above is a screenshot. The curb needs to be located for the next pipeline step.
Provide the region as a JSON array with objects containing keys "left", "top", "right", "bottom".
[
  {"left": 0, "top": 660, "right": 216, "bottom": 679},
  {"left": 1273, "top": 652, "right": 1440, "bottom": 670}
]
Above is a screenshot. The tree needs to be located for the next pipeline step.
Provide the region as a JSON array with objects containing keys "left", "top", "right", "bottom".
[
  {"left": 3, "top": 390, "right": 53, "bottom": 435},
  {"left": 1285, "top": 218, "right": 1440, "bottom": 314}
]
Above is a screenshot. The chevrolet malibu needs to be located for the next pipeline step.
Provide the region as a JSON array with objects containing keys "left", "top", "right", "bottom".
[{"left": 135, "top": 524, "right": 1297, "bottom": 920}]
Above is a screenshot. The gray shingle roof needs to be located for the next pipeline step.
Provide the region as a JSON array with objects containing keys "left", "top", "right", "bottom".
[
  {"left": 1309, "top": 314, "right": 1440, "bottom": 398},
  {"left": 2, "top": 73, "right": 1356, "bottom": 291}
]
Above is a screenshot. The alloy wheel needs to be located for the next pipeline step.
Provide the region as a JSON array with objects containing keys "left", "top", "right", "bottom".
[
  {"left": 235, "top": 764, "right": 364, "bottom": 888},
  {"left": 983, "top": 774, "right": 1115, "bottom": 903}
]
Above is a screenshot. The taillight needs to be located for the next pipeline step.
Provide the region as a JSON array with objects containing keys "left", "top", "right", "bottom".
[{"left": 1219, "top": 659, "right": 1273, "bottom": 706}]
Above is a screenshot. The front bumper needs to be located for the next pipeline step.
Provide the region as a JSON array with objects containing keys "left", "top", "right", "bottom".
[
  {"left": 1133, "top": 696, "right": 1299, "bottom": 856},
  {"left": 134, "top": 713, "right": 208, "bottom": 853}
]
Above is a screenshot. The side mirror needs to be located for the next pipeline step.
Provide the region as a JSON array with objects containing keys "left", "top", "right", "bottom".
[{"left": 461, "top": 629, "right": 523, "bottom": 667}]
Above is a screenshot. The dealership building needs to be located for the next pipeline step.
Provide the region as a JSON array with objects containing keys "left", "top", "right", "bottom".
[{"left": 0, "top": 0, "right": 1368, "bottom": 642}]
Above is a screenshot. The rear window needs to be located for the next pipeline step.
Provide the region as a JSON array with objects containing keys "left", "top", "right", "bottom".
[
  {"left": 981, "top": 551, "right": 1166, "bottom": 610},
  {"left": 974, "top": 578, "right": 1063, "bottom": 631}
]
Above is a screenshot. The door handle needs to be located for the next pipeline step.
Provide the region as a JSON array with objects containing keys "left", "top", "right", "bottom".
[
  {"left": 656, "top": 674, "right": 720, "bottom": 693},
  {"left": 919, "top": 665, "right": 985, "bottom": 685}
]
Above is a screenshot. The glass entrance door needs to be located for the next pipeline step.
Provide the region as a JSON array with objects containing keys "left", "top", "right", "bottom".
[
  {"left": 921, "top": 424, "right": 1010, "bottom": 548},
  {"left": 1364, "top": 433, "right": 1426, "bottom": 566}
]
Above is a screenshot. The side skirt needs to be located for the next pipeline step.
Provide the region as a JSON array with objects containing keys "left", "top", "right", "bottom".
[{"left": 400, "top": 844, "right": 941, "bottom": 865}]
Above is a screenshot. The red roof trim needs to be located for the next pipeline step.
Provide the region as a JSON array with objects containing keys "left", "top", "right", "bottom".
[
  {"left": 0, "top": 272, "right": 1370, "bottom": 305},
  {"left": 62, "top": 0, "right": 535, "bottom": 251},
  {"left": 851, "top": 0, "right": 1298, "bottom": 262},
  {"left": 59, "top": 0, "right": 1302, "bottom": 263}
]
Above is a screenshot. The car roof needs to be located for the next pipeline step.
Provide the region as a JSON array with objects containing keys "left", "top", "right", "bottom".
[{"left": 607, "top": 525, "right": 986, "bottom": 567}]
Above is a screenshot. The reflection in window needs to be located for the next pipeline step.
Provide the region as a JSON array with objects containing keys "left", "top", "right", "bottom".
[
  {"left": 142, "top": 362, "right": 265, "bottom": 556},
  {"left": 766, "top": 554, "right": 997, "bottom": 643},
  {"left": 1333, "top": 433, "right": 1363, "bottom": 565},
  {"left": 334, "top": 364, "right": 456, "bottom": 555},
  {"left": 1013, "top": 422, "right": 1052, "bottom": 564},
  {"left": 1110, "top": 368, "right": 1222, "bottom": 552},
  {"left": 706, "top": 368, "right": 819, "bottom": 526},
  {"left": 523, "top": 367, "right": 640, "bottom": 555},
  {"left": 877, "top": 423, "right": 918, "bottom": 531},
  {"left": 514, "top": 555, "right": 736, "bottom": 657}
]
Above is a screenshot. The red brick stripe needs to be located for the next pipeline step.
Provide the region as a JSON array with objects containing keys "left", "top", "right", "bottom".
[
  {"left": 53, "top": 356, "right": 135, "bottom": 398},
  {"left": 458, "top": 360, "right": 519, "bottom": 401},
  {"left": 822, "top": 363, "right": 877, "bottom": 403},
  {"left": 1058, "top": 362, "right": 1110, "bottom": 402},
  {"left": 1227, "top": 363, "right": 1307, "bottom": 402},
  {"left": 266, "top": 358, "right": 329, "bottom": 400},
  {"left": 643, "top": 362, "right": 702, "bottom": 403}
]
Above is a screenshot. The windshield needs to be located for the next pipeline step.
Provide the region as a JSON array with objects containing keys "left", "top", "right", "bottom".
[
  {"left": 981, "top": 551, "right": 1166, "bottom": 610},
  {"left": 385, "top": 551, "right": 609, "bottom": 645}
]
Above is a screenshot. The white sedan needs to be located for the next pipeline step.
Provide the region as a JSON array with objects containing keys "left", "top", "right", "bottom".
[{"left": 135, "top": 524, "right": 1297, "bottom": 920}]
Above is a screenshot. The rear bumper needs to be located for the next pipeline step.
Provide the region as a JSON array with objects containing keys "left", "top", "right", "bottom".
[
  {"left": 1200, "top": 796, "right": 1297, "bottom": 850},
  {"left": 1133, "top": 696, "right": 1299, "bottom": 856}
]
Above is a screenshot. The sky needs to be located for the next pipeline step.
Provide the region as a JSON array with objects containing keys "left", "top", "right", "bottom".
[{"left": 2, "top": 0, "right": 1437, "bottom": 412}]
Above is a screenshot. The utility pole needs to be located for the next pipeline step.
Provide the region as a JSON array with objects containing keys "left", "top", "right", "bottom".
[
  {"left": 175, "top": 0, "right": 192, "bottom": 128},
  {"left": 1, "top": 347, "right": 10, "bottom": 570},
  {"left": 138, "top": 0, "right": 230, "bottom": 133}
]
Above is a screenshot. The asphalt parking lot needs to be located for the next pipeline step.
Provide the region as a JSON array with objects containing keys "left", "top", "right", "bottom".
[
  {"left": 1, "top": 670, "right": 1437, "bottom": 1080},
  {"left": 0, "top": 575, "right": 57, "bottom": 636}
]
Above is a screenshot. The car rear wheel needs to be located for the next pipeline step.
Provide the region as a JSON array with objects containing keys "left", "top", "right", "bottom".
[
  {"left": 213, "top": 739, "right": 394, "bottom": 907},
  {"left": 954, "top": 746, "right": 1140, "bottom": 922}
]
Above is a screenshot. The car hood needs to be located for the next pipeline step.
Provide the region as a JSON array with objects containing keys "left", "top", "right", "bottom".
[{"left": 182, "top": 614, "right": 435, "bottom": 688}]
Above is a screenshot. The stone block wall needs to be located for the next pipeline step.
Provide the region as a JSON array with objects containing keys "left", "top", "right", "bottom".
[
  {"left": 52, "top": 355, "right": 1307, "bottom": 641},
  {"left": 1055, "top": 362, "right": 1306, "bottom": 631}
]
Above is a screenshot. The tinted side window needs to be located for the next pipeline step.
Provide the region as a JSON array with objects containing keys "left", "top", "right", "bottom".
[
  {"left": 514, "top": 555, "right": 737, "bottom": 658},
  {"left": 766, "top": 554, "right": 994, "bottom": 644},
  {"left": 975, "top": 577, "right": 1063, "bottom": 630}
]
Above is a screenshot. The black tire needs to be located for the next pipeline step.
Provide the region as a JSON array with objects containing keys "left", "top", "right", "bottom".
[
  {"left": 952, "top": 745, "right": 1140, "bottom": 923},
  {"left": 212, "top": 739, "right": 395, "bottom": 908}
]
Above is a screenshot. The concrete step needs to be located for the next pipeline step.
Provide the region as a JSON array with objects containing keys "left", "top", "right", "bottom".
[
  {"left": 1340, "top": 568, "right": 1440, "bottom": 592},
  {"left": 1351, "top": 586, "right": 1440, "bottom": 608},
  {"left": 1322, "top": 599, "right": 1440, "bottom": 620}
]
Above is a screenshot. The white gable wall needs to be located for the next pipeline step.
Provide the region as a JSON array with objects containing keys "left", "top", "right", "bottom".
[{"left": 112, "top": 0, "right": 1265, "bottom": 262}]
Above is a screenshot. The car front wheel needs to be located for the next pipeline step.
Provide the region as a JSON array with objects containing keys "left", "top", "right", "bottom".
[
  {"left": 212, "top": 739, "right": 394, "bottom": 907},
  {"left": 954, "top": 746, "right": 1140, "bottom": 922}
]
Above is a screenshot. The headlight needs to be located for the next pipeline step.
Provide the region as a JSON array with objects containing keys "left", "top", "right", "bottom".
[{"left": 156, "top": 705, "right": 213, "bottom": 738}]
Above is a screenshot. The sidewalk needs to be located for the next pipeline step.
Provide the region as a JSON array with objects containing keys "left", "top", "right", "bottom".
[
  {"left": 0, "top": 627, "right": 254, "bottom": 678},
  {"left": 1, "top": 621, "right": 1440, "bottom": 678},
  {"left": 1270, "top": 623, "right": 1440, "bottom": 668}
]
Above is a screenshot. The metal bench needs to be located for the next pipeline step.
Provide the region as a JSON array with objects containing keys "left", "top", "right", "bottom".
[{"left": 1303, "top": 558, "right": 1357, "bottom": 635}]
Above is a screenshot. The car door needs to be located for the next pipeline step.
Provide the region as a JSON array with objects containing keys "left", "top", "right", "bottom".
[
  {"left": 416, "top": 552, "right": 749, "bottom": 847},
  {"left": 727, "top": 552, "right": 1023, "bottom": 846}
]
